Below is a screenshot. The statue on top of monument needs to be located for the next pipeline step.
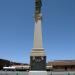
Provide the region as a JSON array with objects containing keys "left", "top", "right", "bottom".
[{"left": 35, "top": 0, "right": 42, "bottom": 14}]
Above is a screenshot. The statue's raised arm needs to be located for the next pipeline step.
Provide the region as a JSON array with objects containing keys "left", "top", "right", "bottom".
[{"left": 35, "top": 0, "right": 42, "bottom": 14}]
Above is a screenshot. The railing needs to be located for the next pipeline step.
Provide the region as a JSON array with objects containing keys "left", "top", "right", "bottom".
[{"left": 0, "top": 71, "right": 75, "bottom": 75}]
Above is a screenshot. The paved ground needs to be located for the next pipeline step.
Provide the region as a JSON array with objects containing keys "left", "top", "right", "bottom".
[{"left": 0, "top": 71, "right": 75, "bottom": 75}]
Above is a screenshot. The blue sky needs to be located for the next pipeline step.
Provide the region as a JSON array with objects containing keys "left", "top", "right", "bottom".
[{"left": 0, "top": 0, "right": 75, "bottom": 63}]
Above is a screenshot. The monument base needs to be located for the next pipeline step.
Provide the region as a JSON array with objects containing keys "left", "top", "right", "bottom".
[{"left": 29, "top": 71, "right": 47, "bottom": 75}]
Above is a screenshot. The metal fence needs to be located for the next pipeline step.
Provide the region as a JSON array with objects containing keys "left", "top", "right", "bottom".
[
  {"left": 0, "top": 71, "right": 28, "bottom": 75},
  {"left": 47, "top": 72, "right": 75, "bottom": 75},
  {"left": 0, "top": 71, "right": 75, "bottom": 75}
]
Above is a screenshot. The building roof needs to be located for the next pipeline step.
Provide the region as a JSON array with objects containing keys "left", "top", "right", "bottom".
[{"left": 47, "top": 60, "right": 75, "bottom": 66}]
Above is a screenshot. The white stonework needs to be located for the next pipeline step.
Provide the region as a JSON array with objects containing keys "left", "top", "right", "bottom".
[
  {"left": 30, "top": 48, "right": 45, "bottom": 56},
  {"left": 34, "top": 19, "right": 43, "bottom": 48},
  {"left": 30, "top": 15, "right": 45, "bottom": 56},
  {"left": 29, "top": 71, "right": 47, "bottom": 75}
]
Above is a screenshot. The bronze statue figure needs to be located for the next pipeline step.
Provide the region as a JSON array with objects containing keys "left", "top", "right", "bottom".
[{"left": 35, "top": 0, "right": 42, "bottom": 14}]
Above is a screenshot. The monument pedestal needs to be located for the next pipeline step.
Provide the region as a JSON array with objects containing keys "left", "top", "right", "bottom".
[
  {"left": 30, "top": 48, "right": 46, "bottom": 70},
  {"left": 29, "top": 71, "right": 47, "bottom": 75}
]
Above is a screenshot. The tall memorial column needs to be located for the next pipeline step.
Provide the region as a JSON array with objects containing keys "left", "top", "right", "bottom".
[
  {"left": 29, "top": 0, "right": 47, "bottom": 75},
  {"left": 30, "top": 0, "right": 46, "bottom": 70}
]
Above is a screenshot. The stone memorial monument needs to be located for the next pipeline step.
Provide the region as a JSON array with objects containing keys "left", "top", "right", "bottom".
[{"left": 29, "top": 0, "right": 47, "bottom": 75}]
